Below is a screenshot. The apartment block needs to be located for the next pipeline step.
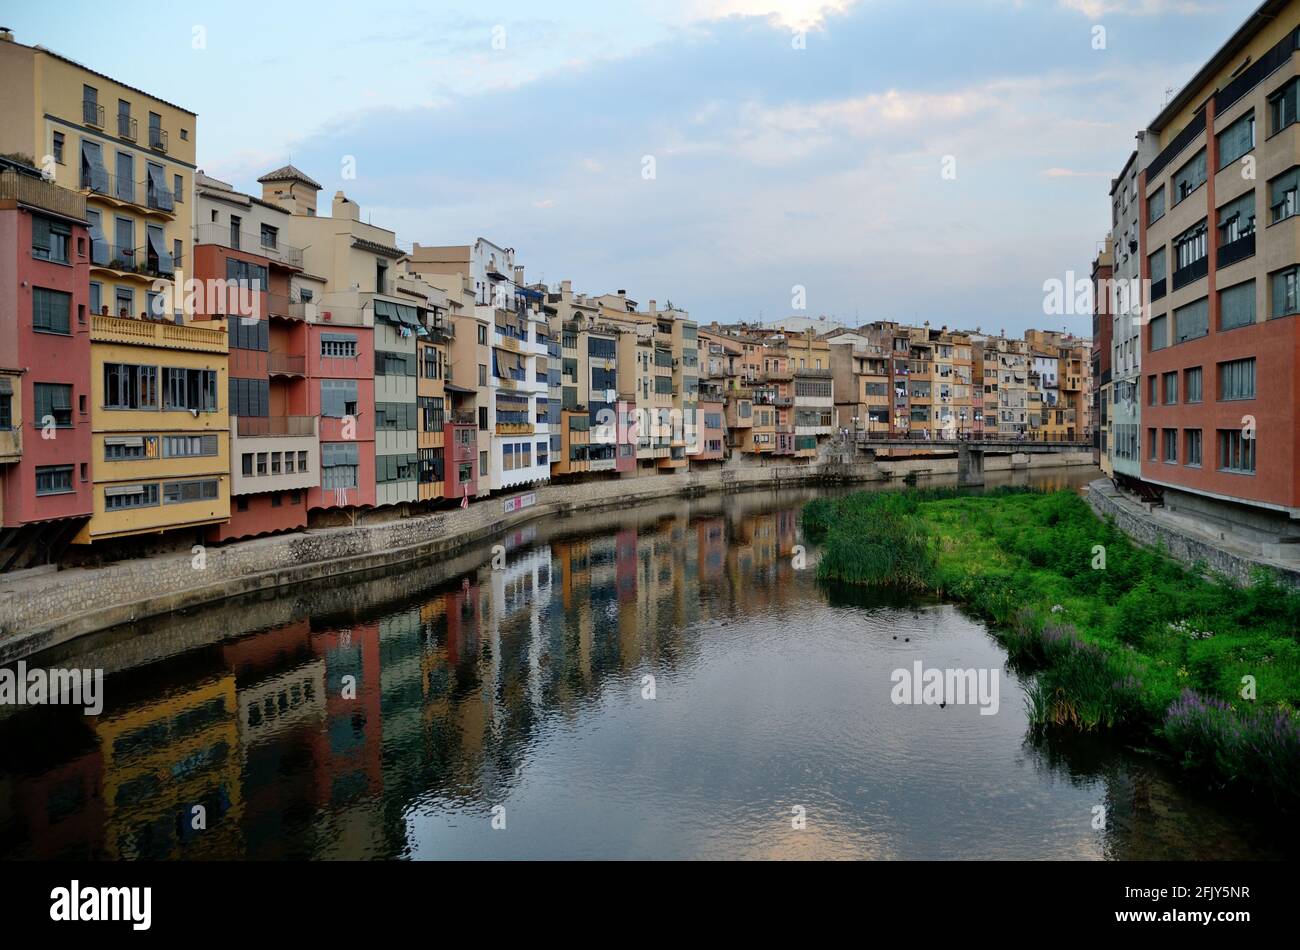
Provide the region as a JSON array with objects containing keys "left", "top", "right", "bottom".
[
  {"left": 0, "top": 158, "right": 94, "bottom": 568},
  {"left": 75, "top": 314, "right": 230, "bottom": 544},
  {"left": 192, "top": 172, "right": 316, "bottom": 541},
  {"left": 1138, "top": 0, "right": 1300, "bottom": 540},
  {"left": 0, "top": 34, "right": 195, "bottom": 330}
]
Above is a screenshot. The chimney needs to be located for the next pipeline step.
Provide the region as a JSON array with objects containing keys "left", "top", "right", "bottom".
[
  {"left": 332, "top": 191, "right": 360, "bottom": 221},
  {"left": 514, "top": 266, "right": 525, "bottom": 285},
  {"left": 617, "top": 289, "right": 626, "bottom": 296},
  {"left": 648, "top": 299, "right": 657, "bottom": 314},
  {"left": 0, "top": 27, "right": 14, "bottom": 42},
  {"left": 561, "top": 279, "right": 572, "bottom": 295}
]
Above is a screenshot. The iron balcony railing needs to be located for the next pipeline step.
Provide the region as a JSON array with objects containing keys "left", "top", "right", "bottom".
[
  {"left": 149, "top": 126, "right": 168, "bottom": 152},
  {"left": 82, "top": 99, "right": 104, "bottom": 127},
  {"left": 90, "top": 243, "right": 176, "bottom": 279},
  {"left": 1150, "top": 277, "right": 1167, "bottom": 302},
  {"left": 79, "top": 167, "right": 175, "bottom": 213},
  {"left": 117, "top": 114, "right": 138, "bottom": 141},
  {"left": 1217, "top": 232, "right": 1256, "bottom": 269},
  {"left": 193, "top": 223, "right": 304, "bottom": 269},
  {"left": 1171, "top": 256, "right": 1208, "bottom": 292}
]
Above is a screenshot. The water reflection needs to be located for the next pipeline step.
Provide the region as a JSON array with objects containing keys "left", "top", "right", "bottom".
[{"left": 0, "top": 469, "right": 1292, "bottom": 860}]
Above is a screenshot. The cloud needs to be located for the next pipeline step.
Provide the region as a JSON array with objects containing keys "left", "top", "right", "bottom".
[
  {"left": 680, "top": 0, "right": 860, "bottom": 29},
  {"left": 1058, "top": 0, "right": 1224, "bottom": 16}
]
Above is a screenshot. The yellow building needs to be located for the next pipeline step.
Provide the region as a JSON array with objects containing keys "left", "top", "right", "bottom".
[
  {"left": 0, "top": 34, "right": 197, "bottom": 326},
  {"left": 74, "top": 315, "right": 230, "bottom": 543}
]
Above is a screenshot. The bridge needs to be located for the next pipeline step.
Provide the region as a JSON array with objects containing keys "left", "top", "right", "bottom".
[{"left": 846, "top": 433, "right": 1092, "bottom": 487}]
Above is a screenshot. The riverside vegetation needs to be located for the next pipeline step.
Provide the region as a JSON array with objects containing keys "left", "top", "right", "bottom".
[{"left": 802, "top": 488, "right": 1300, "bottom": 804}]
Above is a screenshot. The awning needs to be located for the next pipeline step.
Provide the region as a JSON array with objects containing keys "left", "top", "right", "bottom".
[{"left": 374, "top": 299, "right": 420, "bottom": 327}]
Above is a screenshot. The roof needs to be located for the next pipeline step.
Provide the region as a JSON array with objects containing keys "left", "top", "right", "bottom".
[
  {"left": 1148, "top": 0, "right": 1290, "bottom": 132},
  {"left": 256, "top": 164, "right": 322, "bottom": 190}
]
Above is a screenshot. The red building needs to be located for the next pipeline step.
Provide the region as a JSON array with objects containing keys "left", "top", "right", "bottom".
[
  {"left": 1091, "top": 243, "right": 1113, "bottom": 467},
  {"left": 193, "top": 174, "right": 317, "bottom": 542},
  {"left": 0, "top": 158, "right": 93, "bottom": 569}
]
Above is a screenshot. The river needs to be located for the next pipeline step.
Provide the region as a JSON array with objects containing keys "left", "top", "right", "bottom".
[{"left": 0, "top": 466, "right": 1292, "bottom": 860}]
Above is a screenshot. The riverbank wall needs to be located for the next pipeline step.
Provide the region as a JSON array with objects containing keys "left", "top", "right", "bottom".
[
  {"left": 0, "top": 450, "right": 1093, "bottom": 660},
  {"left": 1086, "top": 478, "right": 1300, "bottom": 588}
]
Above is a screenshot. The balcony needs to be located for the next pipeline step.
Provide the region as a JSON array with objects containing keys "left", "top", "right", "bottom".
[
  {"left": 91, "top": 314, "right": 228, "bottom": 353},
  {"left": 0, "top": 167, "right": 86, "bottom": 220},
  {"left": 268, "top": 352, "right": 306, "bottom": 377},
  {"left": 117, "top": 113, "right": 138, "bottom": 142},
  {"left": 449, "top": 411, "right": 477, "bottom": 426},
  {"left": 79, "top": 168, "right": 175, "bottom": 215},
  {"left": 237, "top": 415, "right": 316, "bottom": 438},
  {"left": 82, "top": 99, "right": 104, "bottom": 128},
  {"left": 193, "top": 223, "right": 304, "bottom": 270},
  {"left": 1171, "top": 256, "right": 1208, "bottom": 292},
  {"left": 90, "top": 243, "right": 175, "bottom": 281},
  {"left": 1217, "top": 232, "right": 1255, "bottom": 269},
  {"left": 1150, "top": 277, "right": 1167, "bottom": 302},
  {"left": 149, "top": 127, "right": 168, "bottom": 153}
]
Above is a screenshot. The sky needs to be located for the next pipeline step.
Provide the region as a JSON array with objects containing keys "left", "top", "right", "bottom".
[{"left": 5, "top": 0, "right": 1262, "bottom": 335}]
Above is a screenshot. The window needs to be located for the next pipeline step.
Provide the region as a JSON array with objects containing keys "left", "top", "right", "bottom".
[
  {"left": 1269, "top": 76, "right": 1299, "bottom": 135},
  {"left": 420, "top": 345, "right": 442, "bottom": 379},
  {"left": 242, "top": 453, "right": 253, "bottom": 477},
  {"left": 1173, "top": 298, "right": 1208, "bottom": 344},
  {"left": 320, "top": 333, "right": 357, "bottom": 358},
  {"left": 1148, "top": 428, "right": 1158, "bottom": 461},
  {"left": 270, "top": 452, "right": 281, "bottom": 475},
  {"left": 1149, "top": 246, "right": 1167, "bottom": 286},
  {"left": 419, "top": 396, "right": 445, "bottom": 431},
  {"left": 418, "top": 448, "right": 445, "bottom": 484},
  {"left": 163, "top": 434, "right": 218, "bottom": 457},
  {"left": 256, "top": 453, "right": 268, "bottom": 476},
  {"left": 0, "top": 393, "right": 10, "bottom": 430},
  {"left": 89, "top": 281, "right": 101, "bottom": 316},
  {"left": 1185, "top": 429, "right": 1202, "bottom": 467},
  {"left": 33, "top": 383, "right": 72, "bottom": 428},
  {"left": 376, "top": 402, "right": 416, "bottom": 430},
  {"left": 163, "top": 368, "right": 218, "bottom": 412},
  {"left": 114, "top": 287, "right": 133, "bottom": 318},
  {"left": 52, "top": 131, "right": 64, "bottom": 163},
  {"left": 1218, "top": 111, "right": 1255, "bottom": 169},
  {"left": 1219, "top": 358, "right": 1256, "bottom": 400},
  {"left": 1269, "top": 167, "right": 1300, "bottom": 224},
  {"left": 229, "top": 378, "right": 269, "bottom": 418},
  {"left": 321, "top": 379, "right": 358, "bottom": 418},
  {"left": 1271, "top": 266, "right": 1300, "bottom": 318},
  {"left": 174, "top": 173, "right": 183, "bottom": 202},
  {"left": 1217, "top": 191, "right": 1256, "bottom": 246},
  {"left": 31, "top": 216, "right": 71, "bottom": 264},
  {"left": 1218, "top": 429, "right": 1256, "bottom": 473},
  {"left": 1220, "top": 280, "right": 1256, "bottom": 330},
  {"left": 1172, "top": 149, "right": 1207, "bottom": 204},
  {"left": 375, "top": 351, "right": 414, "bottom": 376},
  {"left": 32, "top": 288, "right": 71, "bottom": 334},
  {"left": 1174, "top": 220, "right": 1207, "bottom": 272},
  {"left": 104, "top": 363, "right": 158, "bottom": 409},
  {"left": 376, "top": 260, "right": 388, "bottom": 294},
  {"left": 376, "top": 453, "right": 417, "bottom": 483},
  {"left": 104, "top": 484, "right": 159, "bottom": 510},
  {"left": 162, "top": 479, "right": 219, "bottom": 504},
  {"left": 298, "top": 450, "right": 307, "bottom": 472},
  {"left": 1163, "top": 372, "right": 1178, "bottom": 405},
  {"left": 1163, "top": 428, "right": 1178, "bottom": 462},
  {"left": 537, "top": 441, "right": 548, "bottom": 467},
  {"left": 260, "top": 224, "right": 278, "bottom": 249},
  {"left": 225, "top": 257, "right": 267, "bottom": 289},
  {"left": 1184, "top": 366, "right": 1203, "bottom": 403},
  {"left": 35, "top": 465, "right": 74, "bottom": 496},
  {"left": 1148, "top": 315, "right": 1168, "bottom": 352},
  {"left": 1147, "top": 185, "right": 1166, "bottom": 225},
  {"left": 104, "top": 436, "right": 153, "bottom": 460}
]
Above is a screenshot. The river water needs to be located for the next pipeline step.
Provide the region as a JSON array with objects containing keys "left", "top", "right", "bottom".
[{"left": 0, "top": 467, "right": 1292, "bottom": 860}]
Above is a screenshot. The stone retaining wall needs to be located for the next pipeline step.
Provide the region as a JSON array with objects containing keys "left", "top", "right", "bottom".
[{"left": 1086, "top": 479, "right": 1300, "bottom": 588}]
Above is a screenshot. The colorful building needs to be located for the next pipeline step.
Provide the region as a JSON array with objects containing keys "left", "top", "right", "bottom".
[{"left": 0, "top": 158, "right": 94, "bottom": 568}]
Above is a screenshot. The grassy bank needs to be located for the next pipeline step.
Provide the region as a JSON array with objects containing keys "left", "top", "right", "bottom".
[{"left": 803, "top": 488, "right": 1300, "bottom": 803}]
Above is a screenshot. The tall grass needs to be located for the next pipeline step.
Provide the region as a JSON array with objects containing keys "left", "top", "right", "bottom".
[{"left": 804, "top": 487, "right": 1300, "bottom": 803}]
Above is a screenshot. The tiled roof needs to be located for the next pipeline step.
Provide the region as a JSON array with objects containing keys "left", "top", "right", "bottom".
[{"left": 256, "top": 164, "right": 322, "bottom": 189}]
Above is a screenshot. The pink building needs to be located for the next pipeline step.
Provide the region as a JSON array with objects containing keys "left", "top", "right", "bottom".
[
  {"left": 306, "top": 322, "right": 376, "bottom": 513},
  {"left": 0, "top": 159, "right": 93, "bottom": 569}
]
